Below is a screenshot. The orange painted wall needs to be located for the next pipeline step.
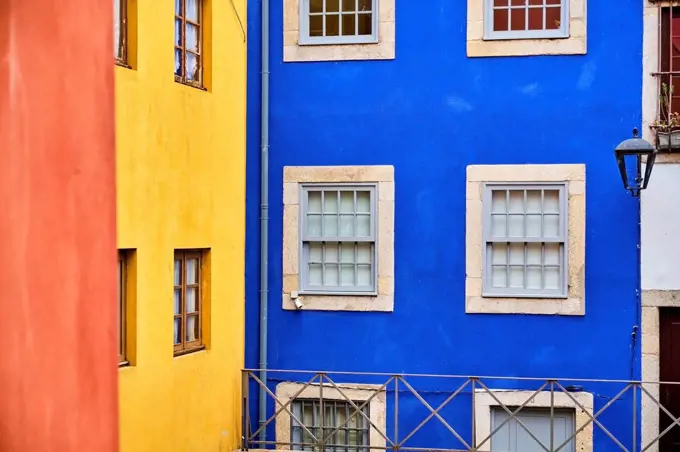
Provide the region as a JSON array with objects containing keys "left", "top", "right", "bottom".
[{"left": 0, "top": 1, "right": 118, "bottom": 451}]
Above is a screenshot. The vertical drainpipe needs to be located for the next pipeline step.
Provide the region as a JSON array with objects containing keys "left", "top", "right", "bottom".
[{"left": 258, "top": 0, "right": 270, "bottom": 443}]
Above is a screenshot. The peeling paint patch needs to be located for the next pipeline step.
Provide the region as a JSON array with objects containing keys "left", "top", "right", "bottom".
[{"left": 446, "top": 96, "right": 474, "bottom": 112}]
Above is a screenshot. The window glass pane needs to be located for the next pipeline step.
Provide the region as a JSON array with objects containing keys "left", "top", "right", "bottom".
[
  {"left": 491, "top": 190, "right": 506, "bottom": 213},
  {"left": 175, "top": 0, "right": 182, "bottom": 14},
  {"left": 508, "top": 214, "right": 524, "bottom": 237},
  {"left": 310, "top": 15, "right": 323, "bottom": 36},
  {"left": 186, "top": 23, "right": 199, "bottom": 52},
  {"left": 527, "top": 266, "right": 542, "bottom": 289},
  {"left": 342, "top": 0, "right": 355, "bottom": 11},
  {"left": 186, "top": 0, "right": 199, "bottom": 21},
  {"left": 357, "top": 243, "right": 371, "bottom": 263},
  {"left": 546, "top": 5, "right": 562, "bottom": 30},
  {"left": 359, "top": 0, "right": 372, "bottom": 11},
  {"left": 186, "top": 287, "right": 197, "bottom": 312},
  {"left": 526, "top": 214, "right": 542, "bottom": 237},
  {"left": 491, "top": 214, "right": 506, "bottom": 237},
  {"left": 342, "top": 14, "right": 356, "bottom": 35},
  {"left": 308, "top": 191, "right": 322, "bottom": 212},
  {"left": 175, "top": 50, "right": 182, "bottom": 77},
  {"left": 174, "top": 318, "right": 181, "bottom": 344},
  {"left": 491, "top": 243, "right": 507, "bottom": 264},
  {"left": 356, "top": 191, "right": 370, "bottom": 212},
  {"left": 186, "top": 53, "right": 198, "bottom": 81},
  {"left": 545, "top": 243, "right": 560, "bottom": 265},
  {"left": 174, "top": 259, "right": 182, "bottom": 285},
  {"left": 186, "top": 258, "right": 198, "bottom": 284},
  {"left": 310, "top": 0, "right": 323, "bottom": 13},
  {"left": 526, "top": 190, "right": 541, "bottom": 212},
  {"left": 174, "top": 289, "right": 181, "bottom": 314},
  {"left": 340, "top": 214, "right": 354, "bottom": 236},
  {"left": 324, "top": 191, "right": 338, "bottom": 213},
  {"left": 528, "top": 6, "right": 543, "bottom": 30},
  {"left": 323, "top": 214, "right": 338, "bottom": 236},
  {"left": 526, "top": 243, "right": 541, "bottom": 265},
  {"left": 545, "top": 267, "right": 560, "bottom": 289},
  {"left": 309, "top": 264, "right": 323, "bottom": 285},
  {"left": 340, "top": 191, "right": 354, "bottom": 212},
  {"left": 175, "top": 19, "right": 182, "bottom": 45},
  {"left": 326, "top": 14, "right": 340, "bottom": 35},
  {"left": 509, "top": 266, "right": 524, "bottom": 288},
  {"left": 325, "top": 263, "right": 339, "bottom": 286},
  {"left": 492, "top": 266, "right": 507, "bottom": 288},
  {"left": 358, "top": 13, "right": 372, "bottom": 35},
  {"left": 508, "top": 190, "right": 524, "bottom": 213},
  {"left": 309, "top": 243, "right": 323, "bottom": 261},
  {"left": 357, "top": 214, "right": 371, "bottom": 237},
  {"left": 186, "top": 315, "right": 199, "bottom": 342},
  {"left": 114, "top": 0, "right": 121, "bottom": 58},
  {"left": 493, "top": 8, "right": 509, "bottom": 32},
  {"left": 341, "top": 264, "right": 355, "bottom": 286},
  {"left": 544, "top": 190, "right": 560, "bottom": 213},
  {"left": 327, "top": 0, "right": 340, "bottom": 12},
  {"left": 325, "top": 244, "right": 339, "bottom": 263},
  {"left": 357, "top": 264, "right": 371, "bottom": 285},
  {"left": 544, "top": 214, "right": 559, "bottom": 237},
  {"left": 308, "top": 214, "right": 322, "bottom": 236},
  {"left": 340, "top": 244, "right": 355, "bottom": 263},
  {"left": 509, "top": 243, "right": 524, "bottom": 265}
]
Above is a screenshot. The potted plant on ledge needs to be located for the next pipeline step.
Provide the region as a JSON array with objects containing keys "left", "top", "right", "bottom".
[{"left": 651, "top": 83, "right": 680, "bottom": 151}]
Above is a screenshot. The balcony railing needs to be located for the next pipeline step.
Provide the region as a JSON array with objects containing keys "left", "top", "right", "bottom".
[{"left": 241, "top": 369, "right": 680, "bottom": 452}]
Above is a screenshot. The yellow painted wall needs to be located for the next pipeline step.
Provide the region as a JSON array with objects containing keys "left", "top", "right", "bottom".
[{"left": 114, "top": 0, "right": 246, "bottom": 450}]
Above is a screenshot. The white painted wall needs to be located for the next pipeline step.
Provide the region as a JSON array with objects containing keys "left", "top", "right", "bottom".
[{"left": 642, "top": 163, "right": 680, "bottom": 290}]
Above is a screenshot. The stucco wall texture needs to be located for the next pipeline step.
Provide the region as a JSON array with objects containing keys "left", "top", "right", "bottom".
[{"left": 115, "top": 0, "right": 246, "bottom": 450}]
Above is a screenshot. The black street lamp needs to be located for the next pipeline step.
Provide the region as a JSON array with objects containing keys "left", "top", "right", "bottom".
[{"left": 614, "top": 128, "right": 657, "bottom": 197}]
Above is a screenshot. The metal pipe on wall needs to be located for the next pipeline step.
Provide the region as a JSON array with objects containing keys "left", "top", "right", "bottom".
[{"left": 258, "top": 0, "right": 271, "bottom": 442}]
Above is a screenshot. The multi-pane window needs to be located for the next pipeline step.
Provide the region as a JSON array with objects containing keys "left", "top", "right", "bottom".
[
  {"left": 118, "top": 251, "right": 127, "bottom": 364},
  {"left": 300, "top": 185, "right": 377, "bottom": 294},
  {"left": 491, "top": 407, "right": 575, "bottom": 452},
  {"left": 485, "top": 0, "right": 568, "bottom": 40},
  {"left": 174, "top": 250, "right": 203, "bottom": 354},
  {"left": 291, "top": 399, "right": 369, "bottom": 452},
  {"left": 658, "top": 7, "right": 680, "bottom": 121},
  {"left": 300, "top": 0, "right": 378, "bottom": 45},
  {"left": 482, "top": 184, "right": 568, "bottom": 298},
  {"left": 114, "top": 0, "right": 127, "bottom": 64},
  {"left": 175, "top": 0, "right": 202, "bottom": 87}
]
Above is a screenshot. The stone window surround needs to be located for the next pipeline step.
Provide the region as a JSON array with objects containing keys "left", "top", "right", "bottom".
[
  {"left": 466, "top": 0, "right": 587, "bottom": 57},
  {"left": 283, "top": 166, "right": 395, "bottom": 312},
  {"left": 275, "top": 381, "right": 387, "bottom": 450},
  {"left": 466, "top": 164, "right": 586, "bottom": 316},
  {"left": 641, "top": 290, "right": 680, "bottom": 452},
  {"left": 283, "top": 0, "right": 395, "bottom": 62},
  {"left": 474, "top": 389, "right": 594, "bottom": 452}
]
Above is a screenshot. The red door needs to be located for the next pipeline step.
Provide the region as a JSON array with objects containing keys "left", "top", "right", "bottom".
[{"left": 660, "top": 308, "right": 680, "bottom": 451}]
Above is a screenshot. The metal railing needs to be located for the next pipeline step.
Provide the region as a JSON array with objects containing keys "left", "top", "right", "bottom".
[{"left": 241, "top": 369, "right": 680, "bottom": 452}]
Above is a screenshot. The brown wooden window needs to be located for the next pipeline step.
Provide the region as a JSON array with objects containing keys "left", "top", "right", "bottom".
[
  {"left": 658, "top": 7, "right": 680, "bottom": 121},
  {"left": 174, "top": 0, "right": 203, "bottom": 87},
  {"left": 114, "top": 0, "right": 127, "bottom": 65},
  {"left": 118, "top": 251, "right": 127, "bottom": 364},
  {"left": 174, "top": 250, "right": 203, "bottom": 355}
]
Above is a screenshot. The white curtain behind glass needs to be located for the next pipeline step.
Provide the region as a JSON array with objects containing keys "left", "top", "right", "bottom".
[{"left": 114, "top": 0, "right": 121, "bottom": 58}]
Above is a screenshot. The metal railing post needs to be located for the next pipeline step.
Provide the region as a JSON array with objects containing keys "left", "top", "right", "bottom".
[
  {"left": 242, "top": 370, "right": 250, "bottom": 451},
  {"left": 394, "top": 376, "right": 399, "bottom": 452},
  {"left": 471, "top": 378, "right": 476, "bottom": 452},
  {"left": 550, "top": 380, "right": 555, "bottom": 452}
]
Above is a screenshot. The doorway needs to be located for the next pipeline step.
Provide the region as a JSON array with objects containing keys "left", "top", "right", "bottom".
[{"left": 660, "top": 308, "right": 680, "bottom": 451}]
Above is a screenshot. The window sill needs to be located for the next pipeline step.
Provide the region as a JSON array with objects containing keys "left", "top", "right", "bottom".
[
  {"left": 173, "top": 345, "right": 206, "bottom": 357},
  {"left": 299, "top": 290, "right": 378, "bottom": 297},
  {"left": 118, "top": 360, "right": 130, "bottom": 368},
  {"left": 115, "top": 60, "right": 132, "bottom": 69},
  {"left": 174, "top": 76, "right": 206, "bottom": 91},
  {"left": 298, "top": 36, "right": 380, "bottom": 46},
  {"left": 283, "top": 292, "right": 394, "bottom": 312}
]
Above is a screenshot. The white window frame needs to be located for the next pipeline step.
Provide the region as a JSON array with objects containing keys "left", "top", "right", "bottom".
[
  {"left": 299, "top": 183, "right": 378, "bottom": 295},
  {"left": 483, "top": 0, "right": 570, "bottom": 41},
  {"left": 481, "top": 183, "right": 569, "bottom": 299},
  {"left": 299, "top": 0, "right": 380, "bottom": 45}
]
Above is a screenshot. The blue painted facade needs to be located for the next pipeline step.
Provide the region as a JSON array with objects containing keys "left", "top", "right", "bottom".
[{"left": 245, "top": 0, "right": 644, "bottom": 449}]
